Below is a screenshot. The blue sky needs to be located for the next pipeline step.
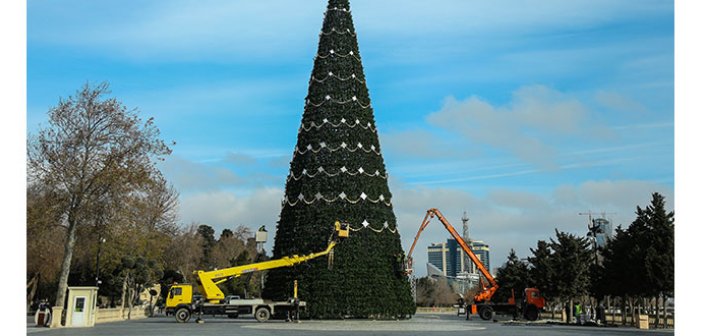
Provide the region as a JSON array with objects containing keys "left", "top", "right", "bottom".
[{"left": 25, "top": 0, "right": 675, "bottom": 276}]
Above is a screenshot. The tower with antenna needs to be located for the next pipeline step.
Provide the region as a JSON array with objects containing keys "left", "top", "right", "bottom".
[
  {"left": 461, "top": 211, "right": 474, "bottom": 274},
  {"left": 461, "top": 211, "right": 470, "bottom": 244}
]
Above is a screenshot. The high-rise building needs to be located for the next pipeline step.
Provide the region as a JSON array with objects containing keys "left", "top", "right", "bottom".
[
  {"left": 427, "top": 239, "right": 490, "bottom": 277},
  {"left": 592, "top": 217, "right": 613, "bottom": 248},
  {"left": 469, "top": 240, "right": 490, "bottom": 274},
  {"left": 427, "top": 242, "right": 449, "bottom": 276}
]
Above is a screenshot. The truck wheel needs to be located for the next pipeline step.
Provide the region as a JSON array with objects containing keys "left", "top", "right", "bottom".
[
  {"left": 478, "top": 306, "right": 494, "bottom": 321},
  {"left": 175, "top": 307, "right": 191, "bottom": 323},
  {"left": 524, "top": 305, "right": 539, "bottom": 321},
  {"left": 255, "top": 307, "right": 271, "bottom": 322}
]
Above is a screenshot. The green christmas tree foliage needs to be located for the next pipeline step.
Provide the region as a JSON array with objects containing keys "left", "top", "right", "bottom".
[{"left": 263, "top": 0, "right": 415, "bottom": 318}]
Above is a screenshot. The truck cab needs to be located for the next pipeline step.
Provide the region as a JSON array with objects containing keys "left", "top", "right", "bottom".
[
  {"left": 166, "top": 284, "right": 193, "bottom": 308},
  {"left": 524, "top": 288, "right": 545, "bottom": 309},
  {"left": 522, "top": 288, "right": 545, "bottom": 321}
]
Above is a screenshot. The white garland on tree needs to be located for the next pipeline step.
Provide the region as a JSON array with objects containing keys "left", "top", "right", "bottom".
[
  {"left": 282, "top": 191, "right": 391, "bottom": 207},
  {"left": 320, "top": 27, "right": 356, "bottom": 37},
  {"left": 326, "top": 7, "right": 351, "bottom": 13},
  {"left": 288, "top": 165, "right": 387, "bottom": 181},
  {"left": 310, "top": 71, "right": 364, "bottom": 84},
  {"left": 306, "top": 94, "right": 370, "bottom": 109},
  {"left": 294, "top": 141, "right": 381, "bottom": 156},
  {"left": 316, "top": 49, "right": 362, "bottom": 62},
  {"left": 348, "top": 219, "right": 398, "bottom": 233},
  {"left": 299, "top": 117, "right": 376, "bottom": 133}
]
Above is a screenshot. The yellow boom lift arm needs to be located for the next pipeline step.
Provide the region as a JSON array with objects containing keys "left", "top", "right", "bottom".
[{"left": 195, "top": 221, "right": 349, "bottom": 303}]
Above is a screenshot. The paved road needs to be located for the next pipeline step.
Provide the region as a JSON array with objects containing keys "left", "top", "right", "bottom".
[{"left": 27, "top": 313, "right": 674, "bottom": 336}]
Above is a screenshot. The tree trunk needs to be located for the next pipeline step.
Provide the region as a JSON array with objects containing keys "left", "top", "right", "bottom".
[
  {"left": 568, "top": 299, "right": 573, "bottom": 324},
  {"left": 149, "top": 294, "right": 154, "bottom": 317},
  {"left": 663, "top": 296, "right": 668, "bottom": 328},
  {"left": 128, "top": 286, "right": 134, "bottom": 320},
  {"left": 655, "top": 295, "right": 660, "bottom": 328},
  {"left": 628, "top": 297, "right": 635, "bottom": 327},
  {"left": 27, "top": 273, "right": 39, "bottom": 312},
  {"left": 606, "top": 296, "right": 611, "bottom": 325},
  {"left": 54, "top": 217, "right": 79, "bottom": 308},
  {"left": 120, "top": 274, "right": 129, "bottom": 318},
  {"left": 621, "top": 296, "right": 629, "bottom": 326}
]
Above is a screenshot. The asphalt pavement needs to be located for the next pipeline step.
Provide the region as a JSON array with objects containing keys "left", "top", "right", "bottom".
[{"left": 27, "top": 312, "right": 674, "bottom": 336}]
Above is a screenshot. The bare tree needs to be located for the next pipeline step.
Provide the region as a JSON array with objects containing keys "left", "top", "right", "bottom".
[
  {"left": 415, "top": 277, "right": 459, "bottom": 307},
  {"left": 211, "top": 231, "right": 248, "bottom": 270},
  {"left": 27, "top": 82, "right": 172, "bottom": 308},
  {"left": 434, "top": 277, "right": 459, "bottom": 306},
  {"left": 233, "top": 225, "right": 253, "bottom": 242},
  {"left": 163, "top": 224, "right": 205, "bottom": 282},
  {"left": 136, "top": 176, "right": 180, "bottom": 235}
]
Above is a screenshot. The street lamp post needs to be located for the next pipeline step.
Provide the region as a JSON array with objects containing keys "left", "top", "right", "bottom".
[
  {"left": 255, "top": 226, "right": 268, "bottom": 291},
  {"left": 95, "top": 237, "right": 106, "bottom": 287}
]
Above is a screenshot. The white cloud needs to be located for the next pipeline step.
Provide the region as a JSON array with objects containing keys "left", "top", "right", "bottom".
[
  {"left": 556, "top": 180, "right": 673, "bottom": 211},
  {"left": 159, "top": 153, "right": 289, "bottom": 195},
  {"left": 511, "top": 85, "right": 589, "bottom": 134},
  {"left": 425, "top": 94, "right": 553, "bottom": 166},
  {"left": 179, "top": 187, "right": 284, "bottom": 250},
  {"left": 380, "top": 129, "right": 473, "bottom": 159},
  {"left": 426, "top": 85, "right": 615, "bottom": 168},
  {"left": 224, "top": 152, "right": 257, "bottom": 166},
  {"left": 595, "top": 91, "right": 649, "bottom": 115},
  {"left": 160, "top": 155, "right": 242, "bottom": 192}
]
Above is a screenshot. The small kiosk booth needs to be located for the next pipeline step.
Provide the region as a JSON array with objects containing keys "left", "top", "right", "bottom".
[{"left": 65, "top": 286, "right": 98, "bottom": 327}]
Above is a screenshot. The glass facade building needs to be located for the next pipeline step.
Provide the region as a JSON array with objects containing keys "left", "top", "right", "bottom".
[
  {"left": 427, "top": 239, "right": 490, "bottom": 277},
  {"left": 592, "top": 218, "right": 613, "bottom": 248}
]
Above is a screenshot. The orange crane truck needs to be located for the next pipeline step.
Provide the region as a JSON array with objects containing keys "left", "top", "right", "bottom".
[{"left": 406, "top": 208, "right": 545, "bottom": 321}]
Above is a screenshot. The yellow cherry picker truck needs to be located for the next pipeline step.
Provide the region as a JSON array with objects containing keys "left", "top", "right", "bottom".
[{"left": 165, "top": 221, "right": 349, "bottom": 323}]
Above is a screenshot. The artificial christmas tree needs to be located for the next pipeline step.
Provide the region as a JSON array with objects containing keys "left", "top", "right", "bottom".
[{"left": 263, "top": 0, "right": 415, "bottom": 318}]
